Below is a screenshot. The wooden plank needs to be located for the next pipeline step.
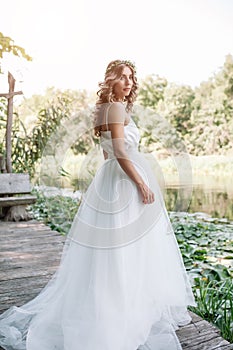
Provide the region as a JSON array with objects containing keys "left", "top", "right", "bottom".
[
  {"left": 0, "top": 240, "right": 64, "bottom": 252},
  {"left": 0, "top": 220, "right": 232, "bottom": 350},
  {"left": 0, "top": 230, "right": 63, "bottom": 240},
  {"left": 0, "top": 91, "right": 23, "bottom": 99},
  {"left": 0, "top": 173, "right": 31, "bottom": 194},
  {"left": 0, "top": 221, "right": 49, "bottom": 232},
  {"left": 0, "top": 229, "right": 60, "bottom": 238},
  {"left": 0, "top": 195, "right": 37, "bottom": 206},
  {"left": 0, "top": 278, "right": 55, "bottom": 293},
  {"left": 176, "top": 313, "right": 233, "bottom": 349},
  {"left": 0, "top": 226, "right": 56, "bottom": 234}
]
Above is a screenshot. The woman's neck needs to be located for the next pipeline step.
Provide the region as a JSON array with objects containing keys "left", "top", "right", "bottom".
[{"left": 114, "top": 97, "right": 125, "bottom": 103}]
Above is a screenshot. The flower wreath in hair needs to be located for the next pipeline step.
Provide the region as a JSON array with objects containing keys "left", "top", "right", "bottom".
[{"left": 105, "top": 60, "right": 137, "bottom": 76}]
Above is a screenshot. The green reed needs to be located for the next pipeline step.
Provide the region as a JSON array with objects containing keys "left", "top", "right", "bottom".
[{"left": 189, "top": 278, "right": 233, "bottom": 343}]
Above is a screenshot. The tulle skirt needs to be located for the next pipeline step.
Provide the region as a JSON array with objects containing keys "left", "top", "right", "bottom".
[{"left": 0, "top": 150, "right": 196, "bottom": 350}]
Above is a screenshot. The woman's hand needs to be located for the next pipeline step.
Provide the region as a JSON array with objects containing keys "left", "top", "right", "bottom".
[
  {"left": 137, "top": 182, "right": 155, "bottom": 204},
  {"left": 103, "top": 150, "right": 108, "bottom": 160}
]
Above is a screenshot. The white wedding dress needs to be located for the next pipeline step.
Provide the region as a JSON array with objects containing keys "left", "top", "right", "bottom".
[{"left": 0, "top": 102, "right": 196, "bottom": 350}]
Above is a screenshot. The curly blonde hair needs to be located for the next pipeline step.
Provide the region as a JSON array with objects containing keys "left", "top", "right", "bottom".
[{"left": 94, "top": 60, "right": 138, "bottom": 137}]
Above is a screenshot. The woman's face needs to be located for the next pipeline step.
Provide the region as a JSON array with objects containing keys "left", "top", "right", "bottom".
[{"left": 113, "top": 66, "right": 133, "bottom": 101}]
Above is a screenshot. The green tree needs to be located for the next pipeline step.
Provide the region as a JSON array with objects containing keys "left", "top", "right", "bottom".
[
  {"left": 216, "top": 54, "right": 233, "bottom": 101},
  {"left": 157, "top": 83, "right": 195, "bottom": 136},
  {"left": 15, "top": 87, "right": 95, "bottom": 131},
  {"left": 188, "top": 54, "right": 233, "bottom": 155},
  {"left": 138, "top": 74, "right": 167, "bottom": 109},
  {"left": 0, "top": 32, "right": 32, "bottom": 73},
  {"left": 10, "top": 88, "right": 96, "bottom": 177},
  {"left": 138, "top": 54, "right": 233, "bottom": 156}
]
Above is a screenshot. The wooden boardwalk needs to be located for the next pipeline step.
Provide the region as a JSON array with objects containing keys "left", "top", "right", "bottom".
[
  {"left": 0, "top": 220, "right": 232, "bottom": 350},
  {"left": 0, "top": 220, "right": 65, "bottom": 312}
]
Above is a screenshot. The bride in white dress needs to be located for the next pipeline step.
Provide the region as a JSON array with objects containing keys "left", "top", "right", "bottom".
[{"left": 0, "top": 59, "right": 197, "bottom": 350}]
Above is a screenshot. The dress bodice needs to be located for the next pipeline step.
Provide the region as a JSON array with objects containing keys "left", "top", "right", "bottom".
[{"left": 100, "top": 116, "right": 140, "bottom": 158}]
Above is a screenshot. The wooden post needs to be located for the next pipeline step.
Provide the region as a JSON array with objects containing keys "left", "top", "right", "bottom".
[
  {"left": 0, "top": 72, "right": 23, "bottom": 173},
  {"left": 0, "top": 154, "right": 6, "bottom": 173},
  {"left": 6, "top": 72, "right": 15, "bottom": 173}
]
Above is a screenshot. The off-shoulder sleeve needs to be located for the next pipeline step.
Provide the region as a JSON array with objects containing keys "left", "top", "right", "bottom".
[
  {"left": 106, "top": 103, "right": 128, "bottom": 159},
  {"left": 106, "top": 102, "right": 126, "bottom": 125}
]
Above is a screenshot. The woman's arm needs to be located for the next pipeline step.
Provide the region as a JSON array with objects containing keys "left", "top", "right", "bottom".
[{"left": 108, "top": 117, "right": 154, "bottom": 204}]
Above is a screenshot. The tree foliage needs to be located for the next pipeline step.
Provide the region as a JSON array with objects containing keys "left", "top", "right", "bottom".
[
  {"left": 1, "top": 53, "right": 233, "bottom": 178},
  {"left": 0, "top": 32, "right": 32, "bottom": 73},
  {"left": 157, "top": 83, "right": 195, "bottom": 136},
  {"left": 138, "top": 74, "right": 168, "bottom": 110},
  {"left": 137, "top": 54, "right": 233, "bottom": 156},
  {"left": 187, "top": 54, "right": 233, "bottom": 155},
  {"left": 0, "top": 88, "right": 97, "bottom": 176}
]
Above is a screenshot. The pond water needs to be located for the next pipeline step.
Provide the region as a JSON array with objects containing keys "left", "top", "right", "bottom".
[
  {"left": 58, "top": 149, "right": 233, "bottom": 221},
  {"left": 164, "top": 175, "right": 233, "bottom": 221},
  {"left": 44, "top": 152, "right": 233, "bottom": 221}
]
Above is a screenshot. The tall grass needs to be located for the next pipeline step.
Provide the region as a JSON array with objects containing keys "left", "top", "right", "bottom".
[{"left": 189, "top": 278, "right": 233, "bottom": 342}]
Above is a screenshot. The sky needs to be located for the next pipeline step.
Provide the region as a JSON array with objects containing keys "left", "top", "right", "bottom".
[{"left": 1, "top": 0, "right": 233, "bottom": 97}]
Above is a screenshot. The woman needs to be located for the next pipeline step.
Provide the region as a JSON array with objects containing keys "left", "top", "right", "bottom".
[{"left": 0, "top": 60, "right": 196, "bottom": 350}]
